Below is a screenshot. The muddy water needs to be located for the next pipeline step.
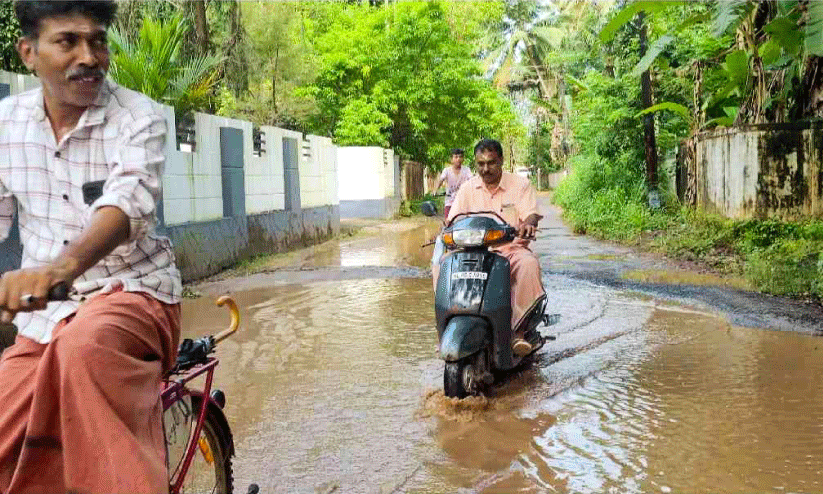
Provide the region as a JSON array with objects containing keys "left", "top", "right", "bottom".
[
  {"left": 182, "top": 222, "right": 823, "bottom": 493},
  {"left": 300, "top": 221, "right": 442, "bottom": 269},
  {"left": 419, "top": 308, "right": 823, "bottom": 493}
]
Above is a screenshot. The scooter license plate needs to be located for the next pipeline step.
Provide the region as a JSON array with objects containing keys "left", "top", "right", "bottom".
[{"left": 451, "top": 271, "right": 488, "bottom": 280}]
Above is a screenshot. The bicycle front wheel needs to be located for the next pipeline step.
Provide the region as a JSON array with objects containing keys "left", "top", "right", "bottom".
[{"left": 171, "top": 396, "right": 233, "bottom": 494}]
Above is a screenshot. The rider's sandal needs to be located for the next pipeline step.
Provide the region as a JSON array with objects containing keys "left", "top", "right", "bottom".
[{"left": 512, "top": 338, "right": 533, "bottom": 357}]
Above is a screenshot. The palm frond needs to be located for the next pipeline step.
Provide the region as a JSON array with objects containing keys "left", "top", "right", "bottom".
[
  {"left": 599, "top": 1, "right": 672, "bottom": 43},
  {"left": 532, "top": 26, "right": 565, "bottom": 50}
]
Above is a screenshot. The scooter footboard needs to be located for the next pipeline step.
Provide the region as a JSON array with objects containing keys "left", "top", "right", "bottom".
[{"left": 440, "top": 316, "right": 489, "bottom": 362}]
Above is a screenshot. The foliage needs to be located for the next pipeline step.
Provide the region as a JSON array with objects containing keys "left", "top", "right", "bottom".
[
  {"left": 302, "top": 1, "right": 520, "bottom": 168},
  {"left": 0, "top": 0, "right": 24, "bottom": 73},
  {"left": 109, "top": 15, "right": 223, "bottom": 115},
  {"left": 483, "top": 0, "right": 608, "bottom": 168},
  {"left": 216, "top": 2, "right": 332, "bottom": 130},
  {"left": 651, "top": 211, "right": 823, "bottom": 298},
  {"left": 399, "top": 193, "right": 445, "bottom": 218},
  {"left": 600, "top": 0, "right": 823, "bottom": 127}
]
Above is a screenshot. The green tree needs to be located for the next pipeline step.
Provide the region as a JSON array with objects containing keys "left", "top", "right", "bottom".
[
  {"left": 302, "top": 1, "right": 520, "bottom": 168},
  {"left": 219, "top": 1, "right": 329, "bottom": 129},
  {"left": 0, "top": 0, "right": 25, "bottom": 73}
]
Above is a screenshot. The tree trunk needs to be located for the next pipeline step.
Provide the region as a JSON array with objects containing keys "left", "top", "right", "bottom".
[
  {"left": 639, "top": 12, "right": 658, "bottom": 189},
  {"left": 795, "top": 56, "right": 823, "bottom": 119},
  {"left": 272, "top": 46, "right": 280, "bottom": 117},
  {"left": 190, "top": 0, "right": 210, "bottom": 55},
  {"left": 222, "top": 0, "right": 248, "bottom": 95},
  {"left": 527, "top": 45, "right": 551, "bottom": 100}
]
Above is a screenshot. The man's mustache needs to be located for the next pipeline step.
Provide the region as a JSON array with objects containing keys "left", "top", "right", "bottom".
[{"left": 66, "top": 67, "right": 105, "bottom": 80}]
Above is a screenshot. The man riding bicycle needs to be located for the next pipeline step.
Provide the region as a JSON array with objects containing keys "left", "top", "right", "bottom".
[
  {"left": 0, "top": 2, "right": 182, "bottom": 492},
  {"left": 433, "top": 148, "right": 473, "bottom": 220}
]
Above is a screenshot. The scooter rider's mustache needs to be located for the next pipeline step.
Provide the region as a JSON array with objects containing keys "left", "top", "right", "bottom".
[{"left": 66, "top": 66, "right": 105, "bottom": 81}]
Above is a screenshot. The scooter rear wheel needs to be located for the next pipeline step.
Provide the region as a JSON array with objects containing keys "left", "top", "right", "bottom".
[{"left": 444, "top": 358, "right": 474, "bottom": 399}]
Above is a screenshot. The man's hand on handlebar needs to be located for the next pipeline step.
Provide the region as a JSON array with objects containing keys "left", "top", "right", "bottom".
[
  {"left": 517, "top": 222, "right": 536, "bottom": 239},
  {"left": 0, "top": 261, "right": 76, "bottom": 323},
  {"left": 517, "top": 214, "right": 541, "bottom": 240}
]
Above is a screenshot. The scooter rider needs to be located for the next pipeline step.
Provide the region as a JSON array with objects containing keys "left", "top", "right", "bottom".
[{"left": 444, "top": 138, "right": 545, "bottom": 356}]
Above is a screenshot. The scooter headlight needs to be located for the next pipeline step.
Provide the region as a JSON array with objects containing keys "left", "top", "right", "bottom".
[{"left": 451, "top": 229, "right": 486, "bottom": 247}]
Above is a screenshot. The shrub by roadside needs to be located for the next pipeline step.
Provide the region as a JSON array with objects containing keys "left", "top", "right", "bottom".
[
  {"left": 554, "top": 162, "right": 823, "bottom": 301},
  {"left": 400, "top": 193, "right": 445, "bottom": 218}
]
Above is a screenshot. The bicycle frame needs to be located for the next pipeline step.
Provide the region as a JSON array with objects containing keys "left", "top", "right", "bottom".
[
  {"left": 162, "top": 295, "right": 238, "bottom": 494},
  {"left": 162, "top": 357, "right": 218, "bottom": 494}
]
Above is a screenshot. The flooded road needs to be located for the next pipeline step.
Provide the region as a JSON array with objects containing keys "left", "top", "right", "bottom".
[{"left": 186, "top": 201, "right": 823, "bottom": 493}]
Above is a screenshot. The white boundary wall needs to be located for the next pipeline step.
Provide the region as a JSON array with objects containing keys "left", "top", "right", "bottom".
[
  {"left": 337, "top": 146, "right": 398, "bottom": 201},
  {"left": 0, "top": 71, "right": 345, "bottom": 226}
]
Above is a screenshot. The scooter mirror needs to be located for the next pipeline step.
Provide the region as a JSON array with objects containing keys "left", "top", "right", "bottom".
[{"left": 420, "top": 201, "right": 438, "bottom": 217}]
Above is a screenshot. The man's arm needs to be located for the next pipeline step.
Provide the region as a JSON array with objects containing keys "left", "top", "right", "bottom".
[
  {"left": 434, "top": 169, "right": 448, "bottom": 191},
  {"left": 89, "top": 111, "right": 166, "bottom": 245},
  {"left": 446, "top": 183, "right": 469, "bottom": 223},
  {"left": 0, "top": 206, "right": 130, "bottom": 322}
]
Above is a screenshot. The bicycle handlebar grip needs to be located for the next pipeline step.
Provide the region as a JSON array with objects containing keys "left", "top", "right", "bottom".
[{"left": 48, "top": 282, "right": 71, "bottom": 301}]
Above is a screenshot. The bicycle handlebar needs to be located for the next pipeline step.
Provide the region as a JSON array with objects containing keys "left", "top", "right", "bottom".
[
  {"left": 17, "top": 281, "right": 72, "bottom": 306},
  {"left": 213, "top": 296, "right": 240, "bottom": 343}
]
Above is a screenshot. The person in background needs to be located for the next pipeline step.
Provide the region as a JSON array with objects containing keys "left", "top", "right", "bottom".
[
  {"left": 0, "top": 1, "right": 182, "bottom": 492},
  {"left": 434, "top": 148, "right": 473, "bottom": 220}
]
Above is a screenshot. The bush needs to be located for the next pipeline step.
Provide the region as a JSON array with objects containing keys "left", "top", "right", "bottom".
[
  {"left": 745, "top": 239, "right": 823, "bottom": 298},
  {"left": 399, "top": 193, "right": 445, "bottom": 218}
]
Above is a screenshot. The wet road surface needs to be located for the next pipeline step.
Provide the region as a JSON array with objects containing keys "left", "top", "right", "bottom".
[{"left": 187, "top": 198, "right": 823, "bottom": 493}]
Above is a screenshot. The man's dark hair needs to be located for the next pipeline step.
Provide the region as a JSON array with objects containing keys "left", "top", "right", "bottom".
[
  {"left": 473, "top": 138, "right": 503, "bottom": 159},
  {"left": 450, "top": 148, "right": 464, "bottom": 156},
  {"left": 15, "top": 1, "right": 117, "bottom": 39}
]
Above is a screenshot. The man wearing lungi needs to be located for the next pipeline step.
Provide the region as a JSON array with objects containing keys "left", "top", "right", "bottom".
[
  {"left": 0, "top": 1, "right": 182, "bottom": 492},
  {"left": 445, "top": 138, "right": 546, "bottom": 357}
]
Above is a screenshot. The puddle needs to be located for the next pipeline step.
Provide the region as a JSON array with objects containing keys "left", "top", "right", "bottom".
[
  {"left": 180, "top": 201, "right": 822, "bottom": 493},
  {"left": 585, "top": 253, "right": 623, "bottom": 261},
  {"left": 182, "top": 285, "right": 823, "bottom": 493},
  {"left": 622, "top": 268, "right": 751, "bottom": 291}
]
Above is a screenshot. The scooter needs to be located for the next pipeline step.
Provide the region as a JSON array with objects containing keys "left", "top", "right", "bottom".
[{"left": 422, "top": 202, "right": 556, "bottom": 398}]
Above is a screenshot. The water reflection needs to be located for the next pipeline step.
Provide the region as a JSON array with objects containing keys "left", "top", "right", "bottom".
[
  {"left": 182, "top": 277, "right": 442, "bottom": 493},
  {"left": 302, "top": 221, "right": 442, "bottom": 269},
  {"left": 508, "top": 309, "right": 822, "bottom": 494}
]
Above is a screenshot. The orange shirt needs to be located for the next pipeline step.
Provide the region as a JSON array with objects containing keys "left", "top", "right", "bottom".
[{"left": 447, "top": 172, "right": 542, "bottom": 246}]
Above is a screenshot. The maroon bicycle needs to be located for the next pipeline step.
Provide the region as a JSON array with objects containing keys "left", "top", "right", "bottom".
[{"left": 163, "top": 295, "right": 247, "bottom": 494}]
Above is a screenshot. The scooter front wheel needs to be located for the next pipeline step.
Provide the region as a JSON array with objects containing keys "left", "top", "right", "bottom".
[{"left": 444, "top": 358, "right": 476, "bottom": 399}]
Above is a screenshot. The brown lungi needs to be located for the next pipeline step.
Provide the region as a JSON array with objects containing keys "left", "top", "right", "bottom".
[{"left": 0, "top": 290, "right": 180, "bottom": 494}]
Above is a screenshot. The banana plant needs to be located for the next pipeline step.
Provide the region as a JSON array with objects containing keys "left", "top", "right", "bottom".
[{"left": 602, "top": 0, "right": 823, "bottom": 126}]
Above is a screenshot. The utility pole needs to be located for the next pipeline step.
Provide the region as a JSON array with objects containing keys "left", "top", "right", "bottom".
[{"left": 638, "top": 12, "right": 660, "bottom": 208}]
